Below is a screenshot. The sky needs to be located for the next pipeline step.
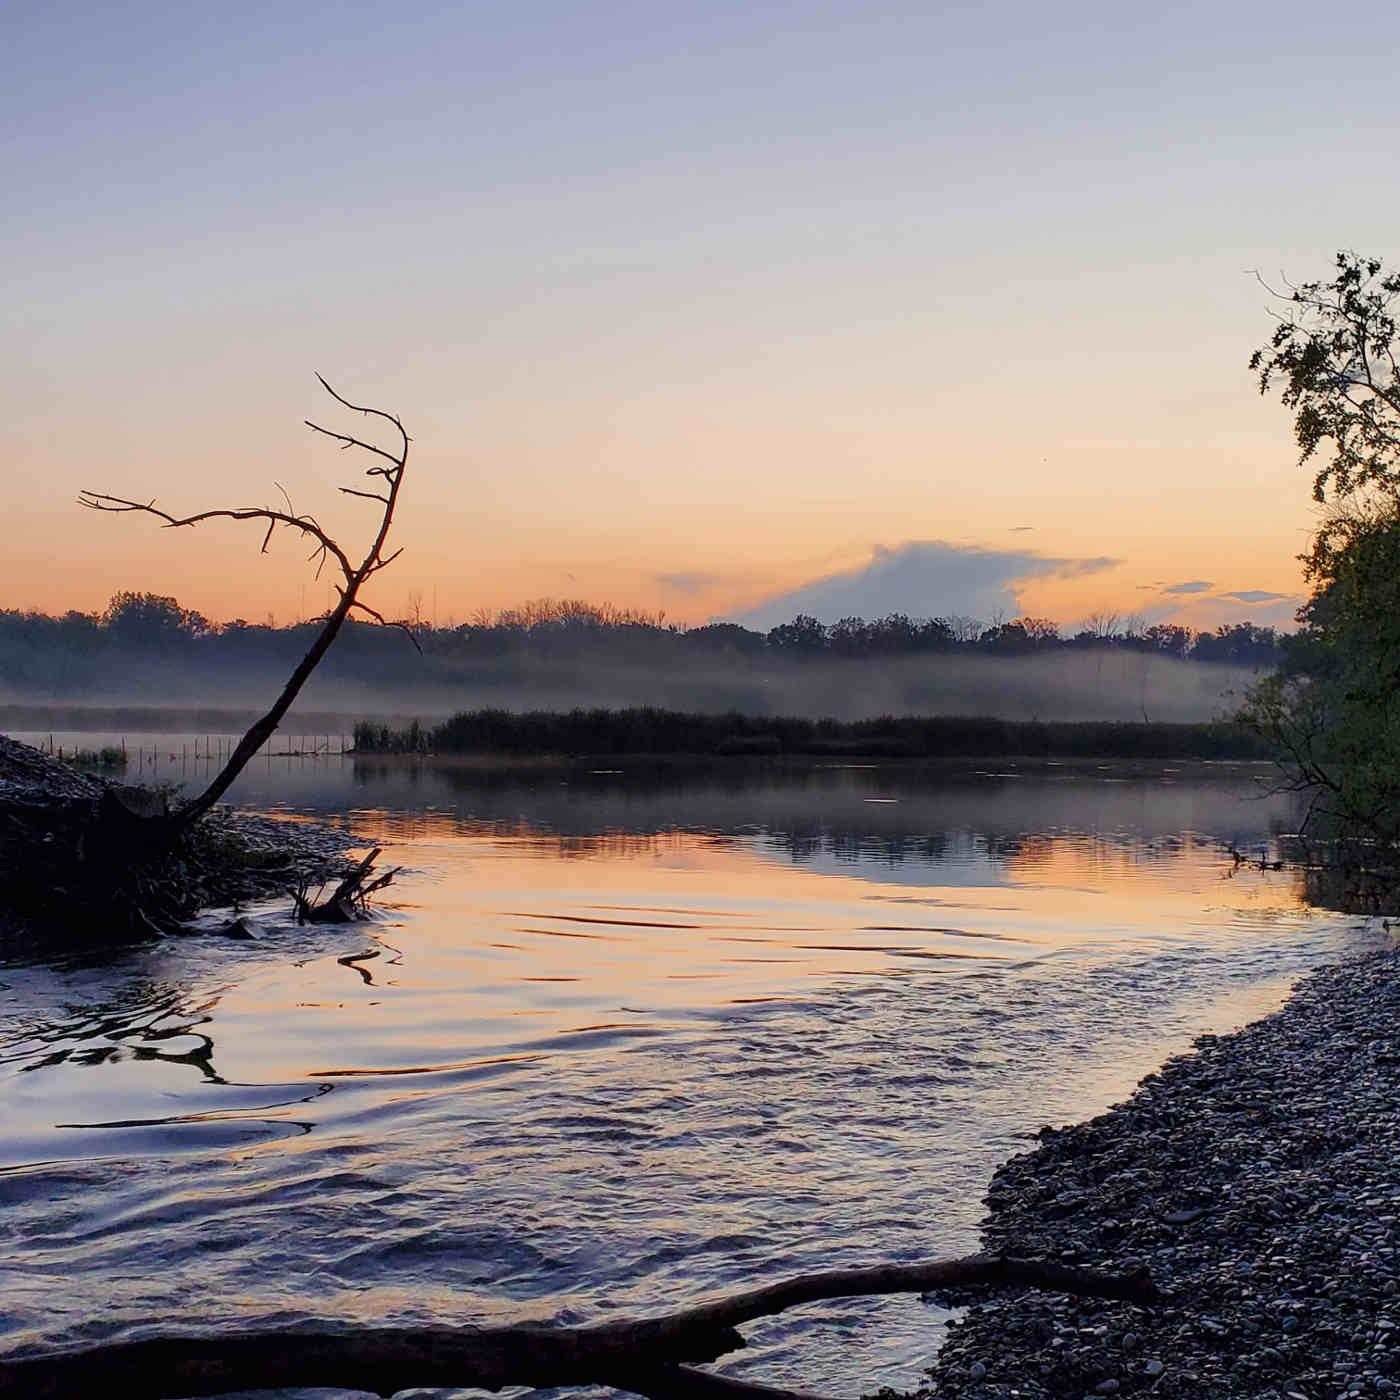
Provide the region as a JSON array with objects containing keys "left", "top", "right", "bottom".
[{"left": 5, "top": 0, "right": 1396, "bottom": 636}]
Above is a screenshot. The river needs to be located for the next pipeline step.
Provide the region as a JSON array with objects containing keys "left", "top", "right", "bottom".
[{"left": 0, "top": 748, "right": 1384, "bottom": 1397}]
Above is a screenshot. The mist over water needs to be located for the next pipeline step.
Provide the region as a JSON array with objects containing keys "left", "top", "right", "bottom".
[
  {"left": 2, "top": 648, "right": 1260, "bottom": 730},
  {"left": 0, "top": 752, "right": 1381, "bottom": 1397}
]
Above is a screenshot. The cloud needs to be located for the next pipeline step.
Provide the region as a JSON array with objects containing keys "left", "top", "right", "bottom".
[
  {"left": 728, "top": 541, "right": 1120, "bottom": 630},
  {"left": 1226, "top": 597, "right": 1302, "bottom": 626},
  {"left": 1163, "top": 580, "right": 1214, "bottom": 595},
  {"left": 655, "top": 571, "right": 725, "bottom": 596},
  {"left": 1217, "top": 589, "right": 1292, "bottom": 604},
  {"left": 1056, "top": 556, "right": 1121, "bottom": 579},
  {"left": 1165, "top": 593, "right": 1302, "bottom": 631}
]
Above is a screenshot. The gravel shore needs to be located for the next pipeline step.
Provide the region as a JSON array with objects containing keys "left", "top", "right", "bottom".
[{"left": 908, "top": 947, "right": 1400, "bottom": 1400}]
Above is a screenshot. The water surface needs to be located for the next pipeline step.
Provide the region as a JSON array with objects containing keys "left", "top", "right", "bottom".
[{"left": 0, "top": 754, "right": 1382, "bottom": 1396}]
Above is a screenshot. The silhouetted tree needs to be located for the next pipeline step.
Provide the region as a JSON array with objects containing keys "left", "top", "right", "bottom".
[
  {"left": 1143, "top": 623, "right": 1194, "bottom": 660},
  {"left": 1018, "top": 616, "right": 1061, "bottom": 647},
  {"left": 1082, "top": 610, "right": 1122, "bottom": 641},
  {"left": 102, "top": 591, "right": 210, "bottom": 648},
  {"left": 1245, "top": 252, "right": 1400, "bottom": 846},
  {"left": 1193, "top": 622, "right": 1278, "bottom": 666},
  {"left": 828, "top": 615, "right": 871, "bottom": 656},
  {"left": 766, "top": 613, "right": 828, "bottom": 655},
  {"left": 681, "top": 622, "right": 766, "bottom": 654},
  {"left": 80, "top": 376, "right": 412, "bottom": 838},
  {"left": 1251, "top": 253, "right": 1400, "bottom": 525}
]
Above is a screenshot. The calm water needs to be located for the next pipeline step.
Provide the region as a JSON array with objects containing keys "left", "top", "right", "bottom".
[{"left": 0, "top": 749, "right": 1385, "bottom": 1397}]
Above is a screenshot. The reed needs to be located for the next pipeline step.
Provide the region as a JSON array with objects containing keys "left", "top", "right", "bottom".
[{"left": 352, "top": 707, "right": 1273, "bottom": 760}]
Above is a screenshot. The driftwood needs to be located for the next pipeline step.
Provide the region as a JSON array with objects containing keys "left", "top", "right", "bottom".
[
  {"left": 291, "top": 846, "right": 399, "bottom": 923},
  {"left": 0, "top": 1253, "right": 1159, "bottom": 1400}
]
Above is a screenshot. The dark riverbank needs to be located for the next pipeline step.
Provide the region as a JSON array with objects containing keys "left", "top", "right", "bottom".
[
  {"left": 908, "top": 948, "right": 1400, "bottom": 1399},
  {"left": 0, "top": 735, "right": 360, "bottom": 948},
  {"left": 352, "top": 707, "right": 1272, "bottom": 761}
]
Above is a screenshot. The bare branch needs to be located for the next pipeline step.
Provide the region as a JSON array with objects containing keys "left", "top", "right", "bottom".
[
  {"left": 78, "top": 493, "right": 356, "bottom": 582},
  {"left": 81, "top": 373, "right": 415, "bottom": 835},
  {"left": 349, "top": 597, "right": 422, "bottom": 652},
  {"left": 315, "top": 372, "right": 410, "bottom": 449},
  {"left": 303, "top": 418, "right": 406, "bottom": 472}
]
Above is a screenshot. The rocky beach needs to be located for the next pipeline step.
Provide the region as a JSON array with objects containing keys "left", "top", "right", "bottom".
[{"left": 908, "top": 948, "right": 1400, "bottom": 1400}]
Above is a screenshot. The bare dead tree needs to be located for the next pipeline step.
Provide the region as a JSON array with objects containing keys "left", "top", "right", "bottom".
[
  {"left": 79, "top": 376, "right": 412, "bottom": 843},
  {"left": 0, "top": 1252, "right": 1159, "bottom": 1400},
  {"left": 1084, "top": 610, "right": 1122, "bottom": 642}
]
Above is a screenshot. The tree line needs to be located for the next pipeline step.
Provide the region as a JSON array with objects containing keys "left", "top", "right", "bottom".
[{"left": 0, "top": 590, "right": 1282, "bottom": 693}]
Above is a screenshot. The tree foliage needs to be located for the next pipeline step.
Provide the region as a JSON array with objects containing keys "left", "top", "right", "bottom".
[
  {"left": 1246, "top": 501, "right": 1400, "bottom": 844},
  {"left": 0, "top": 602, "right": 1279, "bottom": 697},
  {"left": 1246, "top": 253, "right": 1400, "bottom": 847},
  {"left": 102, "top": 591, "right": 211, "bottom": 647},
  {"left": 1251, "top": 251, "right": 1400, "bottom": 570}
]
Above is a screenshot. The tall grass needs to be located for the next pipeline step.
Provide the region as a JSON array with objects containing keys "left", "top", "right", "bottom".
[{"left": 353, "top": 707, "right": 1272, "bottom": 760}]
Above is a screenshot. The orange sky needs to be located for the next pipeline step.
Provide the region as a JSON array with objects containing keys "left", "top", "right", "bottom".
[
  {"left": 6, "top": 3, "right": 1384, "bottom": 638},
  {"left": 10, "top": 355, "right": 1315, "bottom": 636}
]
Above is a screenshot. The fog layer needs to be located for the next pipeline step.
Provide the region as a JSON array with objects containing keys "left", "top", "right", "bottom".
[{"left": 1, "top": 648, "right": 1258, "bottom": 729}]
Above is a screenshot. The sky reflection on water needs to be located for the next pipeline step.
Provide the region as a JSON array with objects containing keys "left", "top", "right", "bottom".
[{"left": 0, "top": 755, "right": 1385, "bottom": 1396}]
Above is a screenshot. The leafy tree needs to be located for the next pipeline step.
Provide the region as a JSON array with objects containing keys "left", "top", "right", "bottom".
[
  {"left": 102, "top": 591, "right": 210, "bottom": 647},
  {"left": 828, "top": 616, "right": 872, "bottom": 656},
  {"left": 1251, "top": 253, "right": 1400, "bottom": 517},
  {"left": 1192, "top": 622, "right": 1278, "bottom": 667},
  {"left": 1245, "top": 252, "right": 1400, "bottom": 844},
  {"left": 1018, "top": 616, "right": 1061, "bottom": 647},
  {"left": 918, "top": 617, "right": 958, "bottom": 650},
  {"left": 1142, "top": 623, "right": 1194, "bottom": 660},
  {"left": 682, "top": 622, "right": 766, "bottom": 654},
  {"left": 868, "top": 613, "right": 920, "bottom": 653},
  {"left": 766, "top": 614, "right": 828, "bottom": 655},
  {"left": 978, "top": 620, "right": 1032, "bottom": 654}
]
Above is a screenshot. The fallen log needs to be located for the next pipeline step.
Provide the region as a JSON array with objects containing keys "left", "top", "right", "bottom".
[{"left": 0, "top": 1252, "right": 1159, "bottom": 1400}]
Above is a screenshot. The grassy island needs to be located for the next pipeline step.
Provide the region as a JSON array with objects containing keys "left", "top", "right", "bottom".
[{"left": 351, "top": 706, "right": 1272, "bottom": 761}]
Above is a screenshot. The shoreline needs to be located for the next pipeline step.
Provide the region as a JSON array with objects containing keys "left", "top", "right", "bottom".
[
  {"left": 343, "top": 750, "right": 1275, "bottom": 777},
  {"left": 906, "top": 946, "right": 1400, "bottom": 1399},
  {"left": 0, "top": 734, "right": 366, "bottom": 949}
]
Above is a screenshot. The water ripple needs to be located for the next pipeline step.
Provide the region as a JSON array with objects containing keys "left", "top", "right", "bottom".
[{"left": 0, "top": 760, "right": 1383, "bottom": 1396}]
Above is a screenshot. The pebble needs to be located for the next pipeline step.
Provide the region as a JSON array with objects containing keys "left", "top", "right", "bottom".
[{"left": 905, "top": 949, "right": 1400, "bottom": 1399}]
